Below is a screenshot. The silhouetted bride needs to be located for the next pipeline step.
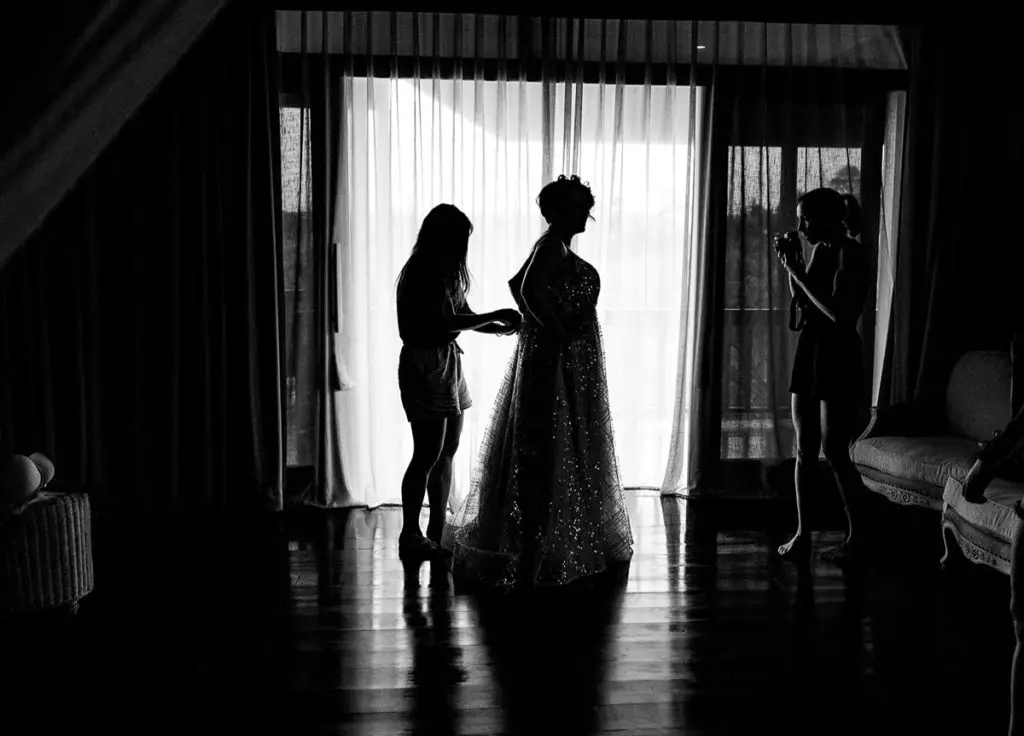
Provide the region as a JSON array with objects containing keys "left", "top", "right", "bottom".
[{"left": 441, "top": 175, "right": 634, "bottom": 586}]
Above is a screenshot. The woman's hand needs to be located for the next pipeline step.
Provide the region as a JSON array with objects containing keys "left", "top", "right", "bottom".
[
  {"left": 774, "top": 233, "right": 805, "bottom": 277},
  {"left": 492, "top": 308, "right": 522, "bottom": 335},
  {"left": 495, "top": 317, "right": 521, "bottom": 336},
  {"left": 494, "top": 308, "right": 522, "bottom": 325}
]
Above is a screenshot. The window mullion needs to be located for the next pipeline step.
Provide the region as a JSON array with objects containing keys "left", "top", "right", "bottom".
[{"left": 779, "top": 143, "right": 797, "bottom": 236}]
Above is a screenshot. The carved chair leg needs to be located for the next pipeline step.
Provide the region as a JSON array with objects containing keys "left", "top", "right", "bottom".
[
  {"left": 1010, "top": 524, "right": 1023, "bottom": 736},
  {"left": 940, "top": 523, "right": 953, "bottom": 570}
]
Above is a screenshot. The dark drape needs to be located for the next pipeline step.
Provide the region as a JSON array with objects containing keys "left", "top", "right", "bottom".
[
  {"left": 880, "top": 24, "right": 1024, "bottom": 406},
  {"left": 688, "top": 66, "right": 729, "bottom": 492},
  {"left": 278, "top": 14, "right": 355, "bottom": 507},
  {"left": 0, "top": 5, "right": 286, "bottom": 514}
]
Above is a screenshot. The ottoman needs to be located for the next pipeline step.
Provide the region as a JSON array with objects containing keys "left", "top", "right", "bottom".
[{"left": 0, "top": 492, "right": 94, "bottom": 615}]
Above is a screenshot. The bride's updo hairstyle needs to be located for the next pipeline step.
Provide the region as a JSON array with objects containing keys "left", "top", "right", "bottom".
[{"left": 536, "top": 174, "right": 595, "bottom": 226}]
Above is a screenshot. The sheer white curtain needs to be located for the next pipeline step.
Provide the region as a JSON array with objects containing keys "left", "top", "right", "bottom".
[
  {"left": 336, "top": 73, "right": 544, "bottom": 509},
  {"left": 324, "top": 14, "right": 704, "bottom": 507},
  {"left": 873, "top": 90, "right": 906, "bottom": 404}
]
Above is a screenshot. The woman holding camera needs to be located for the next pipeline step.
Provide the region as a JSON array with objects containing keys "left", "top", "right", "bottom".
[{"left": 774, "top": 187, "right": 871, "bottom": 565}]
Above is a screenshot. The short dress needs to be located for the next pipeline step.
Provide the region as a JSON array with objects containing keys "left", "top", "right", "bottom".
[
  {"left": 788, "top": 237, "right": 869, "bottom": 402},
  {"left": 396, "top": 276, "right": 472, "bottom": 423}
]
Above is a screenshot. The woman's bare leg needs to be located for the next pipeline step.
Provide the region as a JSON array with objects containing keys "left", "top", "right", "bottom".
[
  {"left": 426, "top": 412, "right": 463, "bottom": 544},
  {"left": 821, "top": 397, "right": 867, "bottom": 557},
  {"left": 400, "top": 417, "right": 449, "bottom": 560},
  {"left": 779, "top": 393, "right": 821, "bottom": 558}
]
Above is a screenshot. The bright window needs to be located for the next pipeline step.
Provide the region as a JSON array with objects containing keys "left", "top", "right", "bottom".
[{"left": 336, "top": 75, "right": 702, "bottom": 503}]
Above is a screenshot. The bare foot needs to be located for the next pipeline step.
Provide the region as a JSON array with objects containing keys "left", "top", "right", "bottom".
[
  {"left": 963, "top": 458, "right": 995, "bottom": 504},
  {"left": 778, "top": 533, "right": 810, "bottom": 559}
]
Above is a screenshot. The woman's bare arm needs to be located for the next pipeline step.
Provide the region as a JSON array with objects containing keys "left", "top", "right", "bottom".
[
  {"left": 789, "top": 244, "right": 867, "bottom": 325},
  {"left": 519, "top": 237, "right": 567, "bottom": 331},
  {"left": 443, "top": 311, "right": 510, "bottom": 332},
  {"left": 455, "top": 301, "right": 519, "bottom": 334},
  {"left": 789, "top": 270, "right": 837, "bottom": 323},
  {"left": 407, "top": 284, "right": 512, "bottom": 334}
]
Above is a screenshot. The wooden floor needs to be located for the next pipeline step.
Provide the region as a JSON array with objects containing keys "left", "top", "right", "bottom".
[{"left": 2, "top": 491, "right": 1017, "bottom": 735}]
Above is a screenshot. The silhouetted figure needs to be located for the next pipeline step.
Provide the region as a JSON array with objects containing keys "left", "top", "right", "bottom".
[
  {"left": 774, "top": 188, "right": 871, "bottom": 566},
  {"left": 958, "top": 330, "right": 1024, "bottom": 736},
  {"left": 442, "top": 175, "right": 633, "bottom": 586},
  {"left": 395, "top": 204, "right": 521, "bottom": 562},
  {"left": 963, "top": 330, "right": 1024, "bottom": 502}
]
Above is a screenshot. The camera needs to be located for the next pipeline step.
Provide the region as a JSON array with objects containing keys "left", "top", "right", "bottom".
[{"left": 773, "top": 230, "right": 804, "bottom": 268}]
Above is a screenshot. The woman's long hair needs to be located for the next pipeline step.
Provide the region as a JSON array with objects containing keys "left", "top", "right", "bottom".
[{"left": 396, "top": 204, "right": 474, "bottom": 306}]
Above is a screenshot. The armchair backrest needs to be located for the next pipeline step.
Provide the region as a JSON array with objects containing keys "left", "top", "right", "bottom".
[{"left": 946, "top": 350, "right": 1012, "bottom": 442}]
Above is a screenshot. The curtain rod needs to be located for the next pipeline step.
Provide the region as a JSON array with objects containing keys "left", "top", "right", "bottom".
[{"left": 267, "top": 2, "right": 919, "bottom": 26}]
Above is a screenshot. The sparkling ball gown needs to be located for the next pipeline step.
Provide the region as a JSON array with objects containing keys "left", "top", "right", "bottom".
[{"left": 441, "top": 235, "right": 634, "bottom": 587}]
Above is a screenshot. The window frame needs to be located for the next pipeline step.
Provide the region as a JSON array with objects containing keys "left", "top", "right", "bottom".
[{"left": 277, "top": 52, "right": 905, "bottom": 479}]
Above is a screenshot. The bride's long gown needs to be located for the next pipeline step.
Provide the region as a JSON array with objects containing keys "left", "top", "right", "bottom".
[{"left": 441, "top": 237, "right": 634, "bottom": 587}]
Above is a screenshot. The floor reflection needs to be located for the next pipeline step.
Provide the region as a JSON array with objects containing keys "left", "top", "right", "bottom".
[
  {"left": 274, "top": 496, "right": 1014, "bottom": 735},
  {"left": 468, "top": 563, "right": 631, "bottom": 736},
  {"left": 9, "top": 493, "right": 1014, "bottom": 735},
  {"left": 402, "top": 558, "right": 467, "bottom": 736}
]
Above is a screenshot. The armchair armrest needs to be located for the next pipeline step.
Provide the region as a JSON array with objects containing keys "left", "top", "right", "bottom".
[{"left": 857, "top": 397, "right": 947, "bottom": 442}]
